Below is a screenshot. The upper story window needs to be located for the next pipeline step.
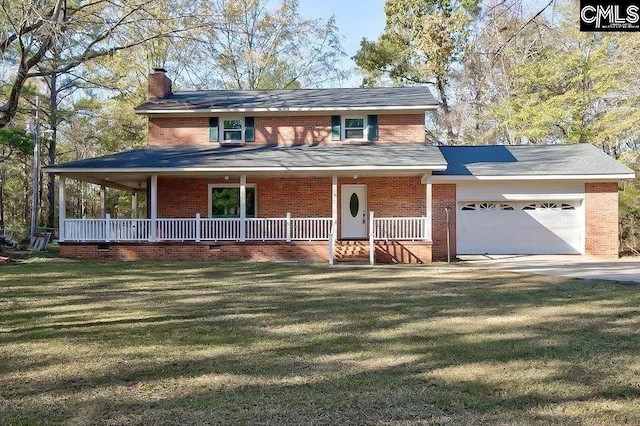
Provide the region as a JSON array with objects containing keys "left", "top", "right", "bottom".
[
  {"left": 343, "top": 117, "right": 366, "bottom": 140},
  {"left": 209, "top": 116, "right": 255, "bottom": 144},
  {"left": 223, "top": 118, "right": 243, "bottom": 143},
  {"left": 332, "top": 114, "right": 378, "bottom": 143}
]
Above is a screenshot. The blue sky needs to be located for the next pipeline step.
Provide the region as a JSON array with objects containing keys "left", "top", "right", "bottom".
[{"left": 298, "top": 0, "right": 386, "bottom": 86}]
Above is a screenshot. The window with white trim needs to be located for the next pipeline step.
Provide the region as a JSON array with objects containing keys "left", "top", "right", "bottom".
[
  {"left": 222, "top": 118, "right": 244, "bottom": 143},
  {"left": 343, "top": 116, "right": 367, "bottom": 141},
  {"left": 208, "top": 184, "right": 256, "bottom": 218}
]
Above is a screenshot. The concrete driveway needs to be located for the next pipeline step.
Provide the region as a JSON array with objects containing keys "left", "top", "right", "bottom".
[{"left": 458, "top": 254, "right": 640, "bottom": 283}]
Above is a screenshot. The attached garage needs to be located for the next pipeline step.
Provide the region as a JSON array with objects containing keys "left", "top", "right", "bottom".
[
  {"left": 457, "top": 199, "right": 583, "bottom": 255},
  {"left": 432, "top": 145, "right": 635, "bottom": 258},
  {"left": 455, "top": 182, "right": 585, "bottom": 255}
]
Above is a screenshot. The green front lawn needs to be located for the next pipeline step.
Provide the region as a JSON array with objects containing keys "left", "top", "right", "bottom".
[{"left": 0, "top": 259, "right": 638, "bottom": 424}]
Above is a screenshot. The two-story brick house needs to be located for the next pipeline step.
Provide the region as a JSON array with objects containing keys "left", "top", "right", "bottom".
[{"left": 47, "top": 69, "right": 635, "bottom": 263}]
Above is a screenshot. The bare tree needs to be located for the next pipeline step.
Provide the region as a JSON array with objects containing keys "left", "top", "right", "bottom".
[{"left": 0, "top": 0, "right": 204, "bottom": 128}]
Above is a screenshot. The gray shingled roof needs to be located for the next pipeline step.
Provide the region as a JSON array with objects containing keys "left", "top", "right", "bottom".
[
  {"left": 48, "top": 144, "right": 447, "bottom": 171},
  {"left": 435, "top": 144, "right": 634, "bottom": 176},
  {"left": 47, "top": 143, "right": 634, "bottom": 177},
  {"left": 135, "top": 87, "right": 439, "bottom": 112}
]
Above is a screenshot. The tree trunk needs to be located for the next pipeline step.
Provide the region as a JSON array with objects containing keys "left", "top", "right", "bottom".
[
  {"left": 23, "top": 158, "right": 30, "bottom": 225},
  {"left": 436, "top": 76, "right": 456, "bottom": 144},
  {"left": 46, "top": 72, "right": 58, "bottom": 229},
  {"left": 0, "top": 167, "right": 5, "bottom": 232}
]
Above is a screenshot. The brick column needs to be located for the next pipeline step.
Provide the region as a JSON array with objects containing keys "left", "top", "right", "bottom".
[
  {"left": 432, "top": 184, "right": 456, "bottom": 262},
  {"left": 585, "top": 182, "right": 619, "bottom": 258}
]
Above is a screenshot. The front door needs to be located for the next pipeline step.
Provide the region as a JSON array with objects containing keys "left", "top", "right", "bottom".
[{"left": 341, "top": 184, "right": 367, "bottom": 239}]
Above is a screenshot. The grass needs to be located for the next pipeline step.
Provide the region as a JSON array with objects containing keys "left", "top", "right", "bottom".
[{"left": 0, "top": 259, "right": 638, "bottom": 425}]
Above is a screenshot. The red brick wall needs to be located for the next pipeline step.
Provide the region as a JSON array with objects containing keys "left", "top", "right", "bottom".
[
  {"left": 255, "top": 116, "right": 331, "bottom": 145},
  {"left": 157, "top": 177, "right": 332, "bottom": 218},
  {"left": 253, "top": 177, "right": 331, "bottom": 217},
  {"left": 375, "top": 241, "right": 432, "bottom": 264},
  {"left": 585, "top": 182, "right": 619, "bottom": 258},
  {"left": 149, "top": 117, "right": 209, "bottom": 145},
  {"left": 378, "top": 114, "right": 425, "bottom": 142},
  {"left": 432, "top": 184, "right": 456, "bottom": 262},
  {"left": 158, "top": 176, "right": 428, "bottom": 220},
  {"left": 148, "top": 114, "right": 425, "bottom": 146},
  {"left": 60, "top": 242, "right": 329, "bottom": 262}
]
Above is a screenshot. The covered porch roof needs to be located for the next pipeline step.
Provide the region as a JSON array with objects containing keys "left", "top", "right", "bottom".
[{"left": 45, "top": 143, "right": 448, "bottom": 190}]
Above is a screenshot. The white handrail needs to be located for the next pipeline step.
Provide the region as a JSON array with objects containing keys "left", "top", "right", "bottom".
[{"left": 328, "top": 219, "right": 337, "bottom": 266}]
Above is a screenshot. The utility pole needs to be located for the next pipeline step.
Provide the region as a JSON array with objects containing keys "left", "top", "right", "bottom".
[{"left": 30, "top": 96, "right": 41, "bottom": 238}]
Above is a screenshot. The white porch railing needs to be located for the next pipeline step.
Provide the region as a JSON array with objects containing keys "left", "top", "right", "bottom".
[
  {"left": 246, "top": 218, "right": 287, "bottom": 241},
  {"left": 64, "top": 217, "right": 152, "bottom": 242},
  {"left": 62, "top": 213, "right": 332, "bottom": 243},
  {"left": 62, "top": 213, "right": 431, "bottom": 266},
  {"left": 291, "top": 217, "right": 332, "bottom": 241},
  {"left": 369, "top": 213, "right": 431, "bottom": 266},
  {"left": 157, "top": 218, "right": 197, "bottom": 241},
  {"left": 372, "top": 216, "right": 430, "bottom": 241},
  {"left": 201, "top": 218, "right": 241, "bottom": 241}
]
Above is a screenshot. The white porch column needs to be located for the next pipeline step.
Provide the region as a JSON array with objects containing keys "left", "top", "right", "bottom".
[
  {"left": 58, "top": 177, "right": 66, "bottom": 242},
  {"left": 425, "top": 174, "right": 433, "bottom": 241},
  {"left": 99, "top": 185, "right": 106, "bottom": 218},
  {"left": 150, "top": 175, "right": 158, "bottom": 242},
  {"left": 331, "top": 175, "right": 337, "bottom": 241},
  {"left": 239, "top": 174, "right": 246, "bottom": 242},
  {"left": 131, "top": 192, "right": 138, "bottom": 219}
]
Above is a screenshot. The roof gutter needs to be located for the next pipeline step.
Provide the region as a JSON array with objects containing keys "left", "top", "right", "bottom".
[
  {"left": 431, "top": 173, "right": 636, "bottom": 182},
  {"left": 45, "top": 164, "right": 449, "bottom": 174},
  {"left": 134, "top": 105, "right": 440, "bottom": 114}
]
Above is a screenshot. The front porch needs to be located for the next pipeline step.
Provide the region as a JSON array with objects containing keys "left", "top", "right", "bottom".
[
  {"left": 56, "top": 174, "right": 436, "bottom": 264},
  {"left": 58, "top": 212, "right": 432, "bottom": 265},
  {"left": 48, "top": 144, "right": 450, "bottom": 264}
]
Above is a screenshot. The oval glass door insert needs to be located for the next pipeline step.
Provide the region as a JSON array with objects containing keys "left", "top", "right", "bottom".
[{"left": 349, "top": 193, "right": 359, "bottom": 217}]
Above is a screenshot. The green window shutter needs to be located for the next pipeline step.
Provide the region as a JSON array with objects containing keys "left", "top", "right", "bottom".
[
  {"left": 331, "top": 115, "right": 341, "bottom": 141},
  {"left": 245, "top": 117, "right": 255, "bottom": 142},
  {"left": 208, "top": 117, "right": 219, "bottom": 142},
  {"left": 367, "top": 115, "right": 378, "bottom": 141}
]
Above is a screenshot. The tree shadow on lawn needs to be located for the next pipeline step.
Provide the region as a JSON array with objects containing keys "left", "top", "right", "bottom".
[{"left": 0, "top": 260, "right": 639, "bottom": 424}]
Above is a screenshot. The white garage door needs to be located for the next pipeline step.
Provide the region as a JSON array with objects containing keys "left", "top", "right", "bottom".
[{"left": 457, "top": 200, "right": 584, "bottom": 255}]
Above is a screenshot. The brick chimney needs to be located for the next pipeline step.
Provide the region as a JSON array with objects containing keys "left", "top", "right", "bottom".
[{"left": 148, "top": 68, "right": 172, "bottom": 99}]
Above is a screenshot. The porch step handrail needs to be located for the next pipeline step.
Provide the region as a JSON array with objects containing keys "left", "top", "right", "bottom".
[
  {"left": 368, "top": 213, "right": 430, "bottom": 266},
  {"left": 371, "top": 216, "right": 429, "bottom": 241}
]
